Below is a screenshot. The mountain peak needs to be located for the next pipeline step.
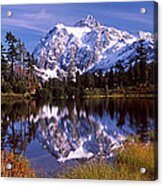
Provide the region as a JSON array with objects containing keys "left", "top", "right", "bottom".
[
  {"left": 85, "top": 15, "right": 96, "bottom": 21},
  {"left": 75, "top": 15, "right": 100, "bottom": 28},
  {"left": 138, "top": 31, "right": 153, "bottom": 42},
  {"left": 33, "top": 16, "right": 154, "bottom": 81}
]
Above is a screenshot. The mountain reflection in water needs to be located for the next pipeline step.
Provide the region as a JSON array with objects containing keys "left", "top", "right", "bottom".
[{"left": 1, "top": 98, "right": 156, "bottom": 163}]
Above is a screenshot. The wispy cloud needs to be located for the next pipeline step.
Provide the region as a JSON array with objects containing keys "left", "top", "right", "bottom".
[
  {"left": 1, "top": 9, "right": 56, "bottom": 33},
  {"left": 23, "top": 9, "right": 55, "bottom": 21},
  {"left": 2, "top": 18, "right": 47, "bottom": 33},
  {"left": 2, "top": 8, "right": 77, "bottom": 33}
]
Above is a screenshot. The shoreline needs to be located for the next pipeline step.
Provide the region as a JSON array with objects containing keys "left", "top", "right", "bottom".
[
  {"left": 60, "top": 131, "right": 157, "bottom": 180},
  {"left": 1, "top": 93, "right": 157, "bottom": 100},
  {"left": 1, "top": 131, "right": 156, "bottom": 180}
]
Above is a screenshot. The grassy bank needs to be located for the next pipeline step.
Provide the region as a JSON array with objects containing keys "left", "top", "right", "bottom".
[
  {"left": 61, "top": 141, "right": 157, "bottom": 180},
  {"left": 81, "top": 86, "right": 157, "bottom": 98},
  {"left": 1, "top": 84, "right": 157, "bottom": 99},
  {"left": 82, "top": 93, "right": 156, "bottom": 98},
  {"left": 1, "top": 151, "right": 36, "bottom": 178},
  {"left": 1, "top": 137, "right": 157, "bottom": 179},
  {"left": 1, "top": 92, "right": 156, "bottom": 100},
  {"left": 1, "top": 92, "right": 34, "bottom": 99}
]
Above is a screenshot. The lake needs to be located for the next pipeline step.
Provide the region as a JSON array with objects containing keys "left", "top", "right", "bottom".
[{"left": 1, "top": 98, "right": 157, "bottom": 177}]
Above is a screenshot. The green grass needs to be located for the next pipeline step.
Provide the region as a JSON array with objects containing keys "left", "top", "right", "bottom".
[{"left": 60, "top": 142, "right": 157, "bottom": 180}]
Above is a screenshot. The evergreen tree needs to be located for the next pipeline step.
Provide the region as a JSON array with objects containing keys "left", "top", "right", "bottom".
[
  {"left": 85, "top": 72, "right": 95, "bottom": 88},
  {"left": 115, "top": 63, "right": 125, "bottom": 88},
  {"left": 76, "top": 71, "right": 81, "bottom": 88},
  {"left": 1, "top": 43, "right": 9, "bottom": 81},
  {"left": 1, "top": 43, "right": 6, "bottom": 62},
  {"left": 5, "top": 32, "right": 18, "bottom": 81},
  {"left": 127, "top": 63, "right": 134, "bottom": 86},
  {"left": 136, "top": 40, "right": 147, "bottom": 84},
  {"left": 108, "top": 68, "right": 114, "bottom": 89},
  {"left": 98, "top": 70, "right": 103, "bottom": 88},
  {"left": 104, "top": 72, "right": 109, "bottom": 88},
  {"left": 153, "top": 40, "right": 158, "bottom": 88},
  {"left": 67, "top": 62, "right": 75, "bottom": 86},
  {"left": 17, "top": 39, "right": 27, "bottom": 79},
  {"left": 133, "top": 61, "right": 140, "bottom": 85},
  {"left": 28, "top": 53, "right": 35, "bottom": 78}
]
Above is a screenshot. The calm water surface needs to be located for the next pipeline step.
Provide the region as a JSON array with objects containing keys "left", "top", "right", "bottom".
[{"left": 1, "top": 98, "right": 157, "bottom": 177}]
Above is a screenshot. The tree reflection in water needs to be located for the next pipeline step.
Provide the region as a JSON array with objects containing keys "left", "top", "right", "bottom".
[{"left": 1, "top": 98, "right": 156, "bottom": 162}]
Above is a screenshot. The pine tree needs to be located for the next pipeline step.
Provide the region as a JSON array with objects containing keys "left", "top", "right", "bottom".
[
  {"left": 136, "top": 40, "right": 147, "bottom": 84},
  {"left": 115, "top": 63, "right": 125, "bottom": 88},
  {"left": 67, "top": 66, "right": 74, "bottom": 86},
  {"left": 127, "top": 63, "right": 134, "bottom": 86},
  {"left": 85, "top": 72, "right": 95, "bottom": 88},
  {"left": 98, "top": 70, "right": 103, "bottom": 88},
  {"left": 76, "top": 71, "right": 81, "bottom": 88},
  {"left": 108, "top": 68, "right": 114, "bottom": 89},
  {"left": 28, "top": 53, "right": 34, "bottom": 76},
  {"left": 153, "top": 40, "right": 158, "bottom": 88},
  {"left": 133, "top": 61, "right": 140, "bottom": 85},
  {"left": 1, "top": 43, "right": 6, "bottom": 62},
  {"left": 104, "top": 72, "right": 109, "bottom": 88},
  {"left": 1, "top": 43, "right": 9, "bottom": 81},
  {"left": 5, "top": 32, "right": 18, "bottom": 82},
  {"left": 17, "top": 39, "right": 27, "bottom": 79}
]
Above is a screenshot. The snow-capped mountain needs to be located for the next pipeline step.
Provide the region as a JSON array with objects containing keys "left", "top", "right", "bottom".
[
  {"left": 32, "top": 104, "right": 130, "bottom": 162},
  {"left": 31, "top": 102, "right": 154, "bottom": 162},
  {"left": 33, "top": 15, "right": 155, "bottom": 81}
]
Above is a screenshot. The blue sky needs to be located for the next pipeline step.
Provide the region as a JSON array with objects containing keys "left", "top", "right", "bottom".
[{"left": 1, "top": 1, "right": 157, "bottom": 52}]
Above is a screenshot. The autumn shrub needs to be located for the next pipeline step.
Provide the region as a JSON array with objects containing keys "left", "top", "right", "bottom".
[{"left": 1, "top": 150, "right": 36, "bottom": 178}]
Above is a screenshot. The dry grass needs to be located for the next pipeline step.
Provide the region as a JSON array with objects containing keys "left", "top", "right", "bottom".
[
  {"left": 1, "top": 150, "right": 36, "bottom": 178},
  {"left": 60, "top": 142, "right": 157, "bottom": 180}
]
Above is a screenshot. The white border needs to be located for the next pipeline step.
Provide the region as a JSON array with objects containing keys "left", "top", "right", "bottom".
[{"left": 0, "top": 0, "right": 162, "bottom": 186}]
